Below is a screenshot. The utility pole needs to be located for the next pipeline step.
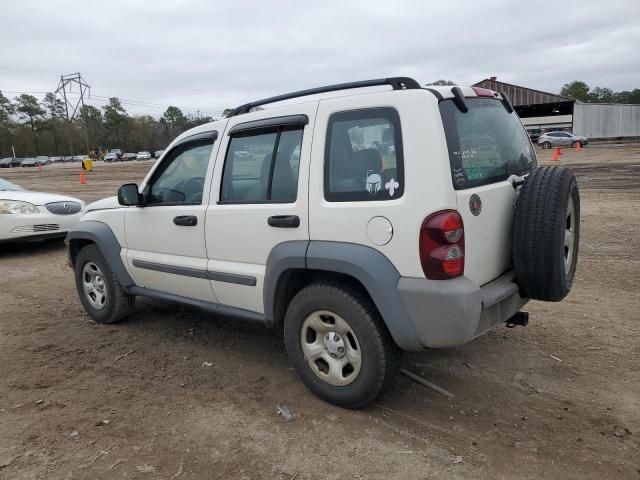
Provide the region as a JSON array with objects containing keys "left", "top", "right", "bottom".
[{"left": 56, "top": 72, "right": 91, "bottom": 155}]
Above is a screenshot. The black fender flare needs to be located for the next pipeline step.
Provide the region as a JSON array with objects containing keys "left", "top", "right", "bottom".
[
  {"left": 264, "top": 240, "right": 423, "bottom": 350},
  {"left": 66, "top": 220, "right": 135, "bottom": 287}
]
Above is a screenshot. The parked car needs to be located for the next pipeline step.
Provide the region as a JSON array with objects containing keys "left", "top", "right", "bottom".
[
  {"left": 72, "top": 155, "right": 89, "bottom": 162},
  {"left": 36, "top": 156, "right": 51, "bottom": 165},
  {"left": 136, "top": 151, "right": 151, "bottom": 160},
  {"left": 10, "top": 158, "right": 24, "bottom": 167},
  {"left": 21, "top": 158, "right": 41, "bottom": 167},
  {"left": 154, "top": 150, "right": 164, "bottom": 159},
  {"left": 0, "top": 158, "right": 13, "bottom": 168},
  {"left": 537, "top": 131, "right": 588, "bottom": 149},
  {"left": 50, "top": 156, "right": 63, "bottom": 163},
  {"left": 104, "top": 153, "right": 119, "bottom": 162},
  {"left": 62, "top": 156, "right": 74, "bottom": 162},
  {"left": 0, "top": 177, "right": 84, "bottom": 242},
  {"left": 109, "top": 149, "right": 123, "bottom": 159},
  {"left": 67, "top": 77, "right": 580, "bottom": 408},
  {"left": 121, "top": 153, "right": 137, "bottom": 161}
]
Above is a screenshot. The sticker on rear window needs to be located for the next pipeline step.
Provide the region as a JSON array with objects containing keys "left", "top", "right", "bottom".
[{"left": 385, "top": 178, "right": 399, "bottom": 196}]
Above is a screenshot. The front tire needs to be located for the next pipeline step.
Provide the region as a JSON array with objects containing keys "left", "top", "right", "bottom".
[
  {"left": 284, "top": 282, "right": 400, "bottom": 409},
  {"left": 74, "top": 244, "right": 135, "bottom": 324},
  {"left": 541, "top": 141, "right": 551, "bottom": 149}
]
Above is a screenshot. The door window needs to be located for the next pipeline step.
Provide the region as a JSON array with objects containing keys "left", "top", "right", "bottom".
[
  {"left": 221, "top": 127, "right": 303, "bottom": 203},
  {"left": 147, "top": 136, "right": 215, "bottom": 205},
  {"left": 324, "top": 108, "right": 404, "bottom": 202}
]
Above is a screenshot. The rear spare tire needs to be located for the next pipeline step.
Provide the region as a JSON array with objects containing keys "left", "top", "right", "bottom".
[{"left": 513, "top": 166, "right": 580, "bottom": 301}]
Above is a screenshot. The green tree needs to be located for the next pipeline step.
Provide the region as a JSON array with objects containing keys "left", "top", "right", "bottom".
[
  {"left": 560, "top": 81, "right": 591, "bottom": 102},
  {"left": 79, "top": 105, "right": 104, "bottom": 151},
  {"left": 14, "top": 94, "right": 45, "bottom": 154},
  {"left": 589, "top": 87, "right": 614, "bottom": 103},
  {"left": 160, "top": 106, "right": 187, "bottom": 137},
  {"left": 102, "top": 97, "right": 128, "bottom": 147},
  {"left": 0, "top": 91, "right": 15, "bottom": 155},
  {"left": 425, "top": 79, "right": 456, "bottom": 86},
  {"left": 40, "top": 93, "right": 68, "bottom": 154},
  {"left": 41, "top": 92, "right": 65, "bottom": 118}
]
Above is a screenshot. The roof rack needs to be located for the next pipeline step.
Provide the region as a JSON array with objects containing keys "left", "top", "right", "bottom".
[{"left": 226, "top": 77, "right": 421, "bottom": 117}]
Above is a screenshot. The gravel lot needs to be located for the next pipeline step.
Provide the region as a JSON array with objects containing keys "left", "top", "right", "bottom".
[{"left": 1, "top": 145, "right": 639, "bottom": 479}]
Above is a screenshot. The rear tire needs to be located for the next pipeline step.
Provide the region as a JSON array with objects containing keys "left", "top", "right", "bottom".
[
  {"left": 542, "top": 141, "right": 551, "bottom": 149},
  {"left": 513, "top": 166, "right": 580, "bottom": 301},
  {"left": 74, "top": 244, "right": 135, "bottom": 324},
  {"left": 284, "top": 282, "right": 400, "bottom": 409}
]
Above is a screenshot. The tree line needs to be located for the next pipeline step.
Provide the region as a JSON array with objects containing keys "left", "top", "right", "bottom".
[
  {"left": 559, "top": 81, "right": 640, "bottom": 104},
  {"left": 0, "top": 91, "right": 215, "bottom": 158}
]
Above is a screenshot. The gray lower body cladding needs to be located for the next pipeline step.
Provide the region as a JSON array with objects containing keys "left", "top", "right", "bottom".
[
  {"left": 67, "top": 223, "right": 525, "bottom": 351},
  {"left": 397, "top": 270, "right": 527, "bottom": 348}
]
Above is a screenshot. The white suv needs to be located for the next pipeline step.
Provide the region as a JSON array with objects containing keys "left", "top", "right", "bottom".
[{"left": 67, "top": 78, "right": 580, "bottom": 408}]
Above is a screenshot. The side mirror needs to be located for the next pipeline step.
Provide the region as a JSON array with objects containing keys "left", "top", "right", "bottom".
[{"left": 118, "top": 183, "right": 142, "bottom": 206}]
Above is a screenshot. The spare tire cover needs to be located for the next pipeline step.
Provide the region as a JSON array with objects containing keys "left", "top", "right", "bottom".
[{"left": 513, "top": 166, "right": 580, "bottom": 301}]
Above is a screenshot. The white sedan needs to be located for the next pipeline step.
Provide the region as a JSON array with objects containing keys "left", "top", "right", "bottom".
[
  {"left": 136, "top": 151, "right": 151, "bottom": 160},
  {"left": 0, "top": 178, "right": 85, "bottom": 242}
]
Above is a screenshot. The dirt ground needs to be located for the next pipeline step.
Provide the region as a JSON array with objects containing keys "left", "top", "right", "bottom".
[{"left": 1, "top": 145, "right": 638, "bottom": 480}]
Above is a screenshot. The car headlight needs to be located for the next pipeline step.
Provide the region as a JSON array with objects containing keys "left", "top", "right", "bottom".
[{"left": 0, "top": 199, "right": 40, "bottom": 214}]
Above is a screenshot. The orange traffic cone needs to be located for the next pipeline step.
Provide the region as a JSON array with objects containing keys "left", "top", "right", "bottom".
[
  {"left": 79, "top": 171, "right": 87, "bottom": 185},
  {"left": 575, "top": 142, "right": 582, "bottom": 152},
  {"left": 552, "top": 147, "right": 560, "bottom": 161}
]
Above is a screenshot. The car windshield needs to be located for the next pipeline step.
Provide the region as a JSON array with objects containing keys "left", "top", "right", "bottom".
[
  {"left": 440, "top": 97, "right": 537, "bottom": 189},
  {"left": 0, "top": 178, "right": 24, "bottom": 191}
]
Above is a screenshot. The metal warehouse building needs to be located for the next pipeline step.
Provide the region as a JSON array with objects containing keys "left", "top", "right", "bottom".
[{"left": 473, "top": 77, "right": 640, "bottom": 139}]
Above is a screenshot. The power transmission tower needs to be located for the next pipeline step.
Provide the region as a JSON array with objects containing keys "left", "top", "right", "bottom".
[
  {"left": 56, "top": 72, "right": 90, "bottom": 121},
  {"left": 56, "top": 72, "right": 91, "bottom": 154}
]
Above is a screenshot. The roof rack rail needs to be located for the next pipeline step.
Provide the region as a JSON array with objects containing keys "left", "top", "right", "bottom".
[{"left": 226, "top": 77, "right": 421, "bottom": 117}]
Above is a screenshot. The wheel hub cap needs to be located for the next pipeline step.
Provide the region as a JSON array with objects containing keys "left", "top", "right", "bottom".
[
  {"left": 324, "top": 332, "right": 346, "bottom": 359},
  {"left": 300, "top": 310, "right": 362, "bottom": 387},
  {"left": 82, "top": 262, "right": 107, "bottom": 310}
]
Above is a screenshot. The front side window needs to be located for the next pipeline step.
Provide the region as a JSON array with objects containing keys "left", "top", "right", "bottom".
[
  {"left": 147, "top": 137, "right": 215, "bottom": 205},
  {"left": 221, "top": 127, "right": 303, "bottom": 203},
  {"left": 440, "top": 98, "right": 537, "bottom": 189},
  {"left": 325, "top": 108, "right": 404, "bottom": 202}
]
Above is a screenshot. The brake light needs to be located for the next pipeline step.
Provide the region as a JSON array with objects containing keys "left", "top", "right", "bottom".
[
  {"left": 419, "top": 210, "right": 465, "bottom": 279},
  {"left": 471, "top": 86, "right": 495, "bottom": 98}
]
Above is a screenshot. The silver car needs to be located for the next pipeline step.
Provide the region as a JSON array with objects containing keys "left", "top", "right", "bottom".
[{"left": 537, "top": 131, "right": 588, "bottom": 149}]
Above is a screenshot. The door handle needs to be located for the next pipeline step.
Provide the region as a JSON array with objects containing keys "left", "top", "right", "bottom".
[
  {"left": 173, "top": 215, "right": 198, "bottom": 226},
  {"left": 267, "top": 215, "right": 300, "bottom": 228}
]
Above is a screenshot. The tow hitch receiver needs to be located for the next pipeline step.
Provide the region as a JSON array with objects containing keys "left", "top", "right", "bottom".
[{"left": 506, "top": 311, "right": 529, "bottom": 328}]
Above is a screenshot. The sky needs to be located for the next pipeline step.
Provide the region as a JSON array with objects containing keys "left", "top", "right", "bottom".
[{"left": 2, "top": 0, "right": 639, "bottom": 118}]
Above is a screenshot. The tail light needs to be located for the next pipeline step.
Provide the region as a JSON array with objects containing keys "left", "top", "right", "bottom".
[{"left": 419, "top": 210, "right": 465, "bottom": 279}]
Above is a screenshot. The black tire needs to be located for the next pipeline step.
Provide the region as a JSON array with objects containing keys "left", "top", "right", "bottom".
[
  {"left": 513, "top": 166, "right": 580, "bottom": 301},
  {"left": 74, "top": 244, "right": 135, "bottom": 323},
  {"left": 284, "top": 282, "right": 400, "bottom": 409},
  {"left": 542, "top": 141, "right": 551, "bottom": 149}
]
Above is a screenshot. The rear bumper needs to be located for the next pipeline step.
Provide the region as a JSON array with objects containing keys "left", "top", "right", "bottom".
[{"left": 397, "top": 270, "right": 527, "bottom": 348}]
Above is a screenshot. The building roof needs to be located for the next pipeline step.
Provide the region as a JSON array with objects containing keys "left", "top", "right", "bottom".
[{"left": 473, "top": 77, "right": 573, "bottom": 106}]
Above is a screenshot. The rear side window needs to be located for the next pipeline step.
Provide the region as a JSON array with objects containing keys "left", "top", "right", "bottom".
[
  {"left": 440, "top": 98, "right": 537, "bottom": 189},
  {"left": 221, "top": 127, "right": 303, "bottom": 203},
  {"left": 325, "top": 108, "right": 404, "bottom": 202}
]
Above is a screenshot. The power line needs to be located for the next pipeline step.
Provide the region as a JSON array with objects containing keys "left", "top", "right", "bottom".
[{"left": 3, "top": 89, "right": 222, "bottom": 116}]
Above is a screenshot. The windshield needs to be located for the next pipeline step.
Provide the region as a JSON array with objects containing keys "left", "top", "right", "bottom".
[
  {"left": 0, "top": 178, "right": 24, "bottom": 191},
  {"left": 440, "top": 98, "right": 537, "bottom": 189}
]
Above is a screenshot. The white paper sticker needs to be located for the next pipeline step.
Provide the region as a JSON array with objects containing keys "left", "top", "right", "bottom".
[{"left": 385, "top": 178, "right": 399, "bottom": 196}]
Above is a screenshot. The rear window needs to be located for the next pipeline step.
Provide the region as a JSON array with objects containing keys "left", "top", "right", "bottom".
[{"left": 440, "top": 98, "right": 536, "bottom": 189}]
